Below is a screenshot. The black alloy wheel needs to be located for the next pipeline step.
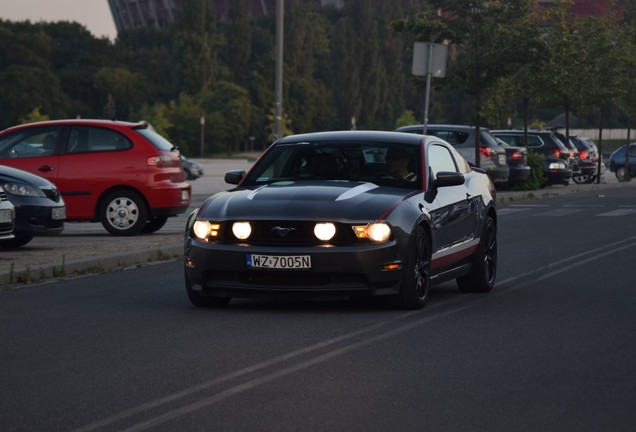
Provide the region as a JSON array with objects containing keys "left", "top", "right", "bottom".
[
  {"left": 457, "top": 215, "right": 497, "bottom": 293},
  {"left": 394, "top": 226, "right": 431, "bottom": 310},
  {"left": 185, "top": 277, "right": 231, "bottom": 307}
]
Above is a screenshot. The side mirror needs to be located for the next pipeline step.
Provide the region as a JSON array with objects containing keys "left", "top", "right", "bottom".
[
  {"left": 224, "top": 170, "right": 246, "bottom": 185},
  {"left": 424, "top": 171, "right": 464, "bottom": 203},
  {"left": 434, "top": 171, "right": 465, "bottom": 187}
]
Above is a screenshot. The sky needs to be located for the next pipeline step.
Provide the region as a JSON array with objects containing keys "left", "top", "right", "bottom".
[{"left": 0, "top": 0, "right": 118, "bottom": 40}]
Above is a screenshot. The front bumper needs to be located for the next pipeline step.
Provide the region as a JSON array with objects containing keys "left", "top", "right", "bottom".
[
  {"left": 13, "top": 203, "right": 64, "bottom": 237},
  {"left": 184, "top": 238, "right": 405, "bottom": 300}
]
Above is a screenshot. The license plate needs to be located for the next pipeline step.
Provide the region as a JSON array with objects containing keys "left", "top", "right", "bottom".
[
  {"left": 498, "top": 154, "right": 506, "bottom": 164},
  {"left": 0, "top": 208, "right": 12, "bottom": 223},
  {"left": 248, "top": 254, "right": 311, "bottom": 269},
  {"left": 51, "top": 206, "right": 66, "bottom": 220}
]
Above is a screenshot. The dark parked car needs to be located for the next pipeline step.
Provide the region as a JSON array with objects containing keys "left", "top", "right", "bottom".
[
  {"left": 552, "top": 131, "right": 596, "bottom": 184},
  {"left": 609, "top": 142, "right": 636, "bottom": 181},
  {"left": 0, "top": 165, "right": 65, "bottom": 248},
  {"left": 570, "top": 135, "right": 604, "bottom": 183},
  {"left": 184, "top": 130, "right": 497, "bottom": 310},
  {"left": 395, "top": 124, "right": 510, "bottom": 184},
  {"left": 491, "top": 129, "right": 572, "bottom": 185},
  {"left": 493, "top": 137, "right": 531, "bottom": 184},
  {"left": 0, "top": 120, "right": 191, "bottom": 236},
  {"left": 0, "top": 186, "right": 16, "bottom": 241},
  {"left": 181, "top": 155, "right": 204, "bottom": 180}
]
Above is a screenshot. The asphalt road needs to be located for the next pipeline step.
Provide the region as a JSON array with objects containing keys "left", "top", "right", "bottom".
[{"left": 1, "top": 181, "right": 635, "bottom": 431}]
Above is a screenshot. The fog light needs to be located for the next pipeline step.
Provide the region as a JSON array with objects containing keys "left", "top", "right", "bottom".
[
  {"left": 232, "top": 222, "right": 252, "bottom": 239},
  {"left": 314, "top": 222, "right": 336, "bottom": 241}
]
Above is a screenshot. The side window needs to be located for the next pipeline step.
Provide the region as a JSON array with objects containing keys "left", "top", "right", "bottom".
[
  {"left": 527, "top": 136, "right": 542, "bottom": 148},
  {"left": 0, "top": 127, "right": 61, "bottom": 158},
  {"left": 494, "top": 135, "right": 513, "bottom": 145},
  {"left": 67, "top": 126, "right": 131, "bottom": 154},
  {"left": 428, "top": 144, "right": 458, "bottom": 177}
]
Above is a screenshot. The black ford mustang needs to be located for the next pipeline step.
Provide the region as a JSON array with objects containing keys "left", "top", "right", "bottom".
[{"left": 184, "top": 131, "right": 497, "bottom": 309}]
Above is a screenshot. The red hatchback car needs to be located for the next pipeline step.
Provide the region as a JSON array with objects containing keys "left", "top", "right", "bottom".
[{"left": 0, "top": 120, "right": 191, "bottom": 235}]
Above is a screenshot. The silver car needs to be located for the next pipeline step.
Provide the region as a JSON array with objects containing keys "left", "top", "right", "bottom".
[{"left": 395, "top": 124, "right": 510, "bottom": 184}]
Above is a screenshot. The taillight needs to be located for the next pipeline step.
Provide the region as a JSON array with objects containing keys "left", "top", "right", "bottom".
[
  {"left": 147, "top": 155, "right": 178, "bottom": 167},
  {"left": 480, "top": 146, "right": 495, "bottom": 158},
  {"left": 511, "top": 150, "right": 522, "bottom": 161},
  {"left": 579, "top": 149, "right": 589, "bottom": 160},
  {"left": 553, "top": 149, "right": 561, "bottom": 158}
]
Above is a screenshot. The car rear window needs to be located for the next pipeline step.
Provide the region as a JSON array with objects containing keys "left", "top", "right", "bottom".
[{"left": 135, "top": 127, "right": 177, "bottom": 151}]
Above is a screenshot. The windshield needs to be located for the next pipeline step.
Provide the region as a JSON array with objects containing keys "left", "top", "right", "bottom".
[{"left": 242, "top": 141, "right": 422, "bottom": 190}]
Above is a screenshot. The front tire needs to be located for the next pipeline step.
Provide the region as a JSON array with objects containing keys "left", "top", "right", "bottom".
[
  {"left": 185, "top": 277, "right": 231, "bottom": 307},
  {"left": 0, "top": 234, "right": 34, "bottom": 248},
  {"left": 393, "top": 226, "right": 431, "bottom": 310},
  {"left": 457, "top": 215, "right": 497, "bottom": 293},
  {"left": 100, "top": 190, "right": 148, "bottom": 236}
]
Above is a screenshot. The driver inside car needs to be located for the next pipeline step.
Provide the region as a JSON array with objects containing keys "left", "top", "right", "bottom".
[{"left": 385, "top": 148, "right": 416, "bottom": 181}]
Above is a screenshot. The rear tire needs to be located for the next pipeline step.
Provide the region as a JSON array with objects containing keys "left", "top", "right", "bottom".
[
  {"left": 393, "top": 226, "right": 431, "bottom": 310},
  {"left": 457, "top": 215, "right": 497, "bottom": 293},
  {"left": 572, "top": 175, "right": 590, "bottom": 184},
  {"left": 100, "top": 190, "right": 148, "bottom": 236},
  {"left": 615, "top": 167, "right": 631, "bottom": 182}
]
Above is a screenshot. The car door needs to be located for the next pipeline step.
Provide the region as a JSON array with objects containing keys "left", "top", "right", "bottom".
[
  {"left": 426, "top": 142, "right": 478, "bottom": 261},
  {"left": 56, "top": 125, "right": 140, "bottom": 220},
  {"left": 0, "top": 126, "right": 61, "bottom": 186}
]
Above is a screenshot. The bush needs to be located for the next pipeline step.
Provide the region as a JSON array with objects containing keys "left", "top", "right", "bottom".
[{"left": 506, "top": 152, "right": 546, "bottom": 191}]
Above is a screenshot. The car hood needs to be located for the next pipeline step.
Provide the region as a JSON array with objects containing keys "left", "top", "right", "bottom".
[
  {"left": 0, "top": 165, "right": 56, "bottom": 188},
  {"left": 198, "top": 181, "right": 415, "bottom": 221}
]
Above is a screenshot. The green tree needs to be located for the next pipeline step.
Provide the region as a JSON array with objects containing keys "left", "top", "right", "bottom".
[
  {"left": 392, "top": 0, "right": 542, "bottom": 165},
  {"left": 172, "top": 0, "right": 219, "bottom": 95},
  {"left": 94, "top": 67, "right": 149, "bottom": 120},
  {"left": 43, "top": 21, "right": 114, "bottom": 118},
  {"left": 198, "top": 81, "right": 253, "bottom": 153},
  {"left": 0, "top": 65, "right": 70, "bottom": 127},
  {"left": 115, "top": 27, "right": 176, "bottom": 103},
  {"left": 164, "top": 93, "right": 204, "bottom": 156},
  {"left": 221, "top": 0, "right": 251, "bottom": 85}
]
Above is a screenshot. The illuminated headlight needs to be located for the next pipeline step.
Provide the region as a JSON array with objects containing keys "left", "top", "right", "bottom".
[
  {"left": 314, "top": 222, "right": 336, "bottom": 241},
  {"left": 1, "top": 182, "right": 40, "bottom": 197},
  {"left": 193, "top": 221, "right": 220, "bottom": 240},
  {"left": 352, "top": 223, "right": 391, "bottom": 242},
  {"left": 232, "top": 222, "right": 252, "bottom": 240},
  {"left": 548, "top": 161, "right": 566, "bottom": 169}
]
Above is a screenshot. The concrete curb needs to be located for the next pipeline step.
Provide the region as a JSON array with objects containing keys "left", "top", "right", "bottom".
[{"left": 1, "top": 245, "right": 183, "bottom": 288}]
